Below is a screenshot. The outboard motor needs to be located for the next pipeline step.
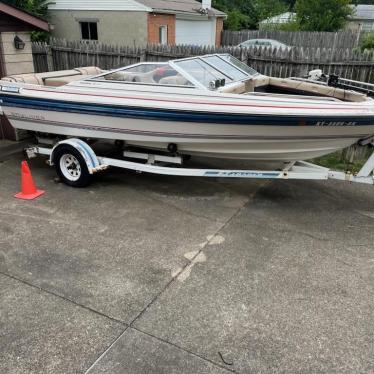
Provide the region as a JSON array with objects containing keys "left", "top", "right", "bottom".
[{"left": 328, "top": 74, "right": 340, "bottom": 87}]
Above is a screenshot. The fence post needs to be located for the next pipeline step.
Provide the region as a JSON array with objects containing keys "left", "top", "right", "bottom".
[
  {"left": 139, "top": 48, "right": 147, "bottom": 62},
  {"left": 46, "top": 45, "right": 54, "bottom": 72}
]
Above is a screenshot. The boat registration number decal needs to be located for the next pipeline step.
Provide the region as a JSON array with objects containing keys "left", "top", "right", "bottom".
[{"left": 316, "top": 121, "right": 357, "bottom": 127}]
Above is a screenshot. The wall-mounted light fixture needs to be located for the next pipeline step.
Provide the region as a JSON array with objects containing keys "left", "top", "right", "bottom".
[{"left": 14, "top": 36, "right": 25, "bottom": 50}]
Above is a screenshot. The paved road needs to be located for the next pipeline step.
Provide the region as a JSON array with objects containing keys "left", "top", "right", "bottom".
[{"left": 0, "top": 153, "right": 373, "bottom": 373}]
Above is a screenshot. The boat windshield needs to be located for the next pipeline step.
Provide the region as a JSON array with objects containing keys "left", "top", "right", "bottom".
[
  {"left": 173, "top": 54, "right": 259, "bottom": 89},
  {"left": 90, "top": 54, "right": 259, "bottom": 90},
  {"left": 219, "top": 55, "right": 259, "bottom": 76},
  {"left": 174, "top": 58, "right": 233, "bottom": 88},
  {"left": 97, "top": 63, "right": 194, "bottom": 87}
]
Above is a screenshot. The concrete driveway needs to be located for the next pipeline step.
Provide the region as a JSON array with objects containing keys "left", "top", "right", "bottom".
[{"left": 0, "top": 151, "right": 373, "bottom": 374}]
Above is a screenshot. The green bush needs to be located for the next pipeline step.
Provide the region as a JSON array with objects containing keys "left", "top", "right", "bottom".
[
  {"left": 31, "top": 31, "right": 50, "bottom": 43},
  {"left": 360, "top": 33, "right": 374, "bottom": 52},
  {"left": 277, "top": 20, "right": 300, "bottom": 31},
  {"left": 295, "top": 0, "right": 353, "bottom": 32}
]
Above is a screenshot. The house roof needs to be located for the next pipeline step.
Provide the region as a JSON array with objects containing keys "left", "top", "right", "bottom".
[
  {"left": 260, "top": 12, "right": 296, "bottom": 24},
  {"left": 0, "top": 1, "right": 49, "bottom": 31},
  {"left": 351, "top": 5, "right": 374, "bottom": 20},
  {"left": 48, "top": 0, "right": 226, "bottom": 17},
  {"left": 137, "top": 0, "right": 226, "bottom": 17},
  {"left": 48, "top": 0, "right": 151, "bottom": 12}
]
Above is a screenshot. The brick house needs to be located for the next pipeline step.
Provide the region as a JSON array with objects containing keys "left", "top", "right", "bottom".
[{"left": 48, "top": 0, "right": 226, "bottom": 47}]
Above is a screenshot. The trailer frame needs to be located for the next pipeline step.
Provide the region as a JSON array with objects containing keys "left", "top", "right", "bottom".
[{"left": 25, "top": 138, "right": 374, "bottom": 187}]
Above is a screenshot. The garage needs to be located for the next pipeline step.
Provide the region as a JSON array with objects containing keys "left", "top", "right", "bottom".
[{"left": 176, "top": 18, "right": 216, "bottom": 46}]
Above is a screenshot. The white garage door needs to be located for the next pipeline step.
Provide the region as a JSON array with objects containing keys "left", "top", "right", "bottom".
[{"left": 176, "top": 19, "right": 216, "bottom": 46}]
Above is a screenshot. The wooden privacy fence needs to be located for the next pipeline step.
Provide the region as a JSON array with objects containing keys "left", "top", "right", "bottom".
[
  {"left": 32, "top": 39, "right": 374, "bottom": 83},
  {"left": 221, "top": 30, "right": 361, "bottom": 49},
  {"left": 245, "top": 46, "right": 374, "bottom": 83}
]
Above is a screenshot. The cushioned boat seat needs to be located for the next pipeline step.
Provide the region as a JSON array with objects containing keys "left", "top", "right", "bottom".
[
  {"left": 104, "top": 70, "right": 156, "bottom": 83},
  {"left": 159, "top": 75, "right": 189, "bottom": 86},
  {"left": 2, "top": 66, "right": 103, "bottom": 87},
  {"left": 220, "top": 76, "right": 270, "bottom": 94},
  {"left": 132, "top": 70, "right": 156, "bottom": 84},
  {"left": 269, "top": 77, "right": 367, "bottom": 102},
  {"left": 44, "top": 75, "right": 94, "bottom": 87},
  {"left": 103, "top": 71, "right": 137, "bottom": 82},
  {"left": 221, "top": 75, "right": 366, "bottom": 102},
  {"left": 74, "top": 67, "right": 102, "bottom": 75}
]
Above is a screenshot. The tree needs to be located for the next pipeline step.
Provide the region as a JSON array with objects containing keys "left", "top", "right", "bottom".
[
  {"left": 212, "top": 0, "right": 258, "bottom": 29},
  {"left": 224, "top": 10, "right": 254, "bottom": 31},
  {"left": 212, "top": 0, "right": 292, "bottom": 30},
  {"left": 295, "top": 0, "right": 353, "bottom": 32},
  {"left": 3, "top": 0, "right": 50, "bottom": 19},
  {"left": 254, "top": 0, "right": 288, "bottom": 21},
  {"left": 283, "top": 0, "right": 297, "bottom": 7}
]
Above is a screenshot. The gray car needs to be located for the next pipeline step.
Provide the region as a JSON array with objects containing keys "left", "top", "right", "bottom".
[{"left": 238, "top": 38, "right": 291, "bottom": 49}]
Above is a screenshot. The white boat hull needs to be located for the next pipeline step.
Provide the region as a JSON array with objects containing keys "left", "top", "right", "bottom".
[{"left": 5, "top": 106, "right": 369, "bottom": 161}]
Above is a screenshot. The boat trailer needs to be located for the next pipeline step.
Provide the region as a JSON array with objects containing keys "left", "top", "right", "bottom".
[{"left": 25, "top": 138, "right": 374, "bottom": 188}]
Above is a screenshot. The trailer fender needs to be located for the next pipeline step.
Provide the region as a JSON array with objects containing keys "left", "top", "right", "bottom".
[{"left": 50, "top": 139, "right": 101, "bottom": 174}]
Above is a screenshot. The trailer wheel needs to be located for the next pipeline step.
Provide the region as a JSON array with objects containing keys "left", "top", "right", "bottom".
[{"left": 54, "top": 145, "right": 92, "bottom": 187}]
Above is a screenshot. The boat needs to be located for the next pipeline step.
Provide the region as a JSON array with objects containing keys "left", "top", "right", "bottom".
[{"left": 1, "top": 54, "right": 374, "bottom": 162}]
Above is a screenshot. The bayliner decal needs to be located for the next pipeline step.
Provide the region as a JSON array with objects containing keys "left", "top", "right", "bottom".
[
  {"left": 10, "top": 111, "right": 46, "bottom": 121},
  {"left": 205, "top": 171, "right": 281, "bottom": 178}
]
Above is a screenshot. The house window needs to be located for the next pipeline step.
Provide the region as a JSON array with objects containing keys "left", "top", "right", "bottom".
[
  {"left": 80, "top": 22, "right": 98, "bottom": 40},
  {"left": 361, "top": 22, "right": 374, "bottom": 32},
  {"left": 159, "top": 25, "right": 168, "bottom": 45}
]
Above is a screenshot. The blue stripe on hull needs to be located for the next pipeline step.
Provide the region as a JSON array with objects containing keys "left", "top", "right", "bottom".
[
  {"left": 1, "top": 94, "right": 374, "bottom": 127},
  {"left": 8, "top": 115, "right": 369, "bottom": 140}
]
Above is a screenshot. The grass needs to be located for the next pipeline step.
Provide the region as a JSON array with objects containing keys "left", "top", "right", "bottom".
[{"left": 313, "top": 152, "right": 366, "bottom": 174}]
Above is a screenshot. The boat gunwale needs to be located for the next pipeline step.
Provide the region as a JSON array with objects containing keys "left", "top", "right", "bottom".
[
  {"left": 2, "top": 93, "right": 374, "bottom": 127},
  {"left": 2, "top": 84, "right": 373, "bottom": 113}
]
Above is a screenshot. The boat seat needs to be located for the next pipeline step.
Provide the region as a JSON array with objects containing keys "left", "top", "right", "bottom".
[
  {"left": 132, "top": 70, "right": 157, "bottom": 84},
  {"left": 44, "top": 75, "right": 94, "bottom": 87},
  {"left": 2, "top": 73, "right": 45, "bottom": 85},
  {"left": 220, "top": 76, "right": 271, "bottom": 94},
  {"left": 2, "top": 66, "right": 103, "bottom": 86},
  {"left": 74, "top": 67, "right": 102, "bottom": 75},
  {"left": 159, "top": 75, "right": 190, "bottom": 86},
  {"left": 104, "top": 71, "right": 138, "bottom": 82},
  {"left": 222, "top": 75, "right": 367, "bottom": 102},
  {"left": 105, "top": 70, "right": 157, "bottom": 84},
  {"left": 269, "top": 77, "right": 367, "bottom": 102}
]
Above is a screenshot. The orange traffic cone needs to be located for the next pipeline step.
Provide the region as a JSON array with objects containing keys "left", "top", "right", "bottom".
[{"left": 15, "top": 161, "right": 45, "bottom": 200}]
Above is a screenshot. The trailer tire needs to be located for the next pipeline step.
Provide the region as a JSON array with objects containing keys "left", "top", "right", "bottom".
[{"left": 54, "top": 145, "right": 93, "bottom": 187}]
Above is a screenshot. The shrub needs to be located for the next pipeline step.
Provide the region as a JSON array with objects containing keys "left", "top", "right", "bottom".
[{"left": 360, "top": 33, "right": 374, "bottom": 52}]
